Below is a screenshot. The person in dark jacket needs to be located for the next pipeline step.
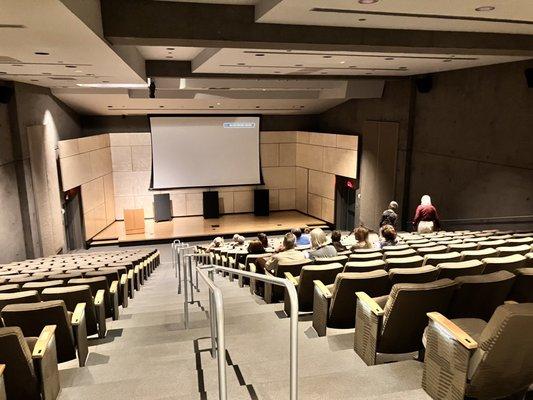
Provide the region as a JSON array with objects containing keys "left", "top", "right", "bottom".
[
  {"left": 330, "top": 230, "right": 347, "bottom": 252},
  {"left": 380, "top": 201, "right": 399, "bottom": 229}
]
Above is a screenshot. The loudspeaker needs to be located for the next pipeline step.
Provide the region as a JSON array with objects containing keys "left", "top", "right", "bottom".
[
  {"left": 415, "top": 75, "right": 433, "bottom": 93},
  {"left": 254, "top": 189, "right": 269, "bottom": 216},
  {"left": 153, "top": 193, "right": 172, "bottom": 222},
  {"left": 203, "top": 191, "right": 219, "bottom": 219},
  {"left": 525, "top": 68, "right": 533, "bottom": 88},
  {"left": 0, "top": 86, "right": 13, "bottom": 104}
]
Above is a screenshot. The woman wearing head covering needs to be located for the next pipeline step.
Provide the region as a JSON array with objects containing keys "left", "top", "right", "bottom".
[
  {"left": 307, "top": 228, "right": 337, "bottom": 260},
  {"left": 413, "top": 195, "right": 441, "bottom": 233}
]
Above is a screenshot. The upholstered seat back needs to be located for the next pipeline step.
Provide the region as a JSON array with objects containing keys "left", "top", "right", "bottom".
[
  {"left": 423, "top": 251, "right": 461, "bottom": 266},
  {"left": 22, "top": 280, "right": 64, "bottom": 294},
  {"left": 482, "top": 254, "right": 527, "bottom": 274},
  {"left": 275, "top": 259, "right": 312, "bottom": 278},
  {"left": 348, "top": 253, "right": 383, "bottom": 262},
  {"left": 1, "top": 300, "right": 76, "bottom": 363},
  {"left": 388, "top": 266, "right": 439, "bottom": 285},
  {"left": 0, "top": 327, "right": 40, "bottom": 400},
  {"left": 379, "top": 279, "right": 456, "bottom": 354},
  {"left": 0, "top": 284, "right": 20, "bottom": 294},
  {"left": 344, "top": 259, "right": 386, "bottom": 273},
  {"left": 0, "top": 291, "right": 40, "bottom": 312},
  {"left": 508, "top": 268, "right": 533, "bottom": 303},
  {"left": 314, "top": 256, "right": 348, "bottom": 266},
  {"left": 448, "top": 271, "right": 515, "bottom": 321},
  {"left": 460, "top": 247, "right": 499, "bottom": 261},
  {"left": 467, "top": 303, "right": 533, "bottom": 399},
  {"left": 385, "top": 255, "right": 424, "bottom": 270},
  {"left": 384, "top": 249, "right": 417, "bottom": 259},
  {"left": 437, "top": 259, "right": 484, "bottom": 279},
  {"left": 329, "top": 271, "right": 390, "bottom": 328},
  {"left": 297, "top": 263, "right": 343, "bottom": 311}
]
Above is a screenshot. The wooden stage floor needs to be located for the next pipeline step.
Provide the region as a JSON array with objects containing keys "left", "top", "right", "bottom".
[{"left": 91, "top": 211, "right": 327, "bottom": 244}]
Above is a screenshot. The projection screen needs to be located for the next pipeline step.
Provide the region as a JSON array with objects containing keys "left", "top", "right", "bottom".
[{"left": 150, "top": 116, "right": 261, "bottom": 189}]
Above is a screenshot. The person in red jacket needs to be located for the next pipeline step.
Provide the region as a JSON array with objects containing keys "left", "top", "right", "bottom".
[{"left": 413, "top": 195, "right": 441, "bottom": 233}]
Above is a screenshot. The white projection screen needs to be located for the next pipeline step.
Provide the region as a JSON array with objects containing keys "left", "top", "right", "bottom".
[{"left": 150, "top": 116, "right": 261, "bottom": 189}]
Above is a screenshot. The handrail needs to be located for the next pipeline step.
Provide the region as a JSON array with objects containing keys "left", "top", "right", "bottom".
[
  {"left": 174, "top": 243, "right": 196, "bottom": 293},
  {"left": 195, "top": 263, "right": 299, "bottom": 400}
]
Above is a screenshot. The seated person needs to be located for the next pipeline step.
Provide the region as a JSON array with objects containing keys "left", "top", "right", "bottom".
[
  {"left": 247, "top": 240, "right": 266, "bottom": 254},
  {"left": 292, "top": 228, "right": 311, "bottom": 246},
  {"left": 257, "top": 233, "right": 269, "bottom": 249},
  {"left": 380, "top": 225, "right": 398, "bottom": 248},
  {"left": 207, "top": 236, "right": 224, "bottom": 251},
  {"left": 308, "top": 228, "right": 337, "bottom": 260},
  {"left": 331, "top": 230, "right": 347, "bottom": 252},
  {"left": 350, "top": 226, "right": 374, "bottom": 250},
  {"left": 263, "top": 233, "right": 305, "bottom": 273}
]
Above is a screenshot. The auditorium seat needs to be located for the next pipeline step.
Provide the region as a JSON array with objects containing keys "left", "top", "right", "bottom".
[
  {"left": 353, "top": 248, "right": 382, "bottom": 254},
  {"left": 314, "top": 255, "right": 348, "bottom": 266},
  {"left": 383, "top": 249, "right": 417, "bottom": 259},
  {"left": 482, "top": 254, "right": 527, "bottom": 274},
  {"left": 0, "top": 326, "right": 60, "bottom": 400},
  {"left": 283, "top": 263, "right": 344, "bottom": 315},
  {"left": 354, "top": 279, "right": 456, "bottom": 365},
  {"left": 436, "top": 260, "right": 485, "bottom": 279},
  {"left": 42, "top": 285, "right": 106, "bottom": 339},
  {"left": 348, "top": 252, "right": 383, "bottom": 262},
  {"left": 496, "top": 244, "right": 531, "bottom": 257},
  {"left": 460, "top": 247, "right": 499, "bottom": 261},
  {"left": 508, "top": 268, "right": 533, "bottom": 303},
  {"left": 2, "top": 300, "right": 88, "bottom": 367},
  {"left": 68, "top": 277, "right": 119, "bottom": 320},
  {"left": 388, "top": 266, "right": 439, "bottom": 285},
  {"left": 447, "top": 242, "right": 478, "bottom": 253},
  {"left": 477, "top": 239, "right": 507, "bottom": 250},
  {"left": 22, "top": 280, "right": 64, "bottom": 294},
  {"left": 447, "top": 271, "right": 516, "bottom": 321},
  {"left": 417, "top": 245, "right": 448, "bottom": 255},
  {"left": 0, "top": 291, "right": 40, "bottom": 312},
  {"left": 312, "top": 270, "right": 390, "bottom": 337},
  {"left": 240, "top": 253, "right": 270, "bottom": 288},
  {"left": 344, "top": 260, "right": 387, "bottom": 273},
  {"left": 527, "top": 253, "right": 533, "bottom": 267},
  {"left": 422, "top": 251, "right": 461, "bottom": 266},
  {"left": 422, "top": 303, "right": 533, "bottom": 400},
  {"left": 410, "top": 242, "right": 437, "bottom": 250},
  {"left": 8, "top": 275, "right": 46, "bottom": 284},
  {"left": 384, "top": 255, "right": 424, "bottom": 270},
  {"left": 382, "top": 244, "right": 410, "bottom": 252},
  {"left": 0, "top": 284, "right": 20, "bottom": 294},
  {"left": 85, "top": 269, "right": 127, "bottom": 308},
  {"left": 263, "top": 259, "right": 312, "bottom": 303}
]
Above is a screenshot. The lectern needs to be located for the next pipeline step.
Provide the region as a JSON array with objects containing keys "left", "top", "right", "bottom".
[{"left": 124, "top": 209, "right": 145, "bottom": 235}]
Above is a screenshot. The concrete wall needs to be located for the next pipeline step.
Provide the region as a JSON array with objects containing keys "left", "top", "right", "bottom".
[{"left": 409, "top": 60, "right": 533, "bottom": 231}]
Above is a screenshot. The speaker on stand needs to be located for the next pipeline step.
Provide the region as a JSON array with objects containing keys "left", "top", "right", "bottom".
[
  {"left": 203, "top": 191, "right": 220, "bottom": 219},
  {"left": 254, "top": 189, "right": 269, "bottom": 216}
]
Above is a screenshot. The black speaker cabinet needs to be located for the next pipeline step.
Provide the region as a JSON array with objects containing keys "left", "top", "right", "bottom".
[
  {"left": 0, "top": 86, "right": 13, "bottom": 104},
  {"left": 415, "top": 75, "right": 433, "bottom": 93},
  {"left": 254, "top": 189, "right": 269, "bottom": 216},
  {"left": 526, "top": 68, "right": 533, "bottom": 88},
  {"left": 153, "top": 193, "right": 172, "bottom": 222},
  {"left": 203, "top": 191, "right": 220, "bottom": 219}
]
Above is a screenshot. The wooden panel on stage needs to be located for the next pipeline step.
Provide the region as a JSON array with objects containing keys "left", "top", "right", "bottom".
[
  {"left": 92, "top": 211, "right": 326, "bottom": 243},
  {"left": 124, "top": 208, "right": 145, "bottom": 235}
]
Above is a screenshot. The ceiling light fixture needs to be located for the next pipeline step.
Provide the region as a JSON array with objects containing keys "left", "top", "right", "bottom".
[
  {"left": 359, "top": 0, "right": 378, "bottom": 4},
  {"left": 340, "top": 61, "right": 346, "bottom": 64},
  {"left": 323, "top": 55, "right": 332, "bottom": 59},
  {"left": 65, "top": 65, "right": 77, "bottom": 68},
  {"left": 475, "top": 5, "right": 495, "bottom": 11},
  {"left": 295, "top": 64, "right": 303, "bottom": 67},
  {"left": 443, "top": 59, "right": 452, "bottom": 62},
  {"left": 255, "top": 53, "right": 265, "bottom": 57},
  {"left": 358, "top": 18, "right": 367, "bottom": 21},
  {"left": 166, "top": 47, "right": 175, "bottom": 50},
  {"left": 385, "top": 57, "right": 394, "bottom": 60},
  {"left": 34, "top": 51, "right": 49, "bottom": 55},
  {"left": 76, "top": 82, "right": 150, "bottom": 88}
]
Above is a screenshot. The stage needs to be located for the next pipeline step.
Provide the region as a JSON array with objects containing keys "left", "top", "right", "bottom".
[{"left": 91, "top": 211, "right": 328, "bottom": 245}]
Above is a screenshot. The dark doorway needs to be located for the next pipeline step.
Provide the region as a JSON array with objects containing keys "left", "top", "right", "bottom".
[
  {"left": 335, "top": 176, "right": 358, "bottom": 232},
  {"left": 64, "top": 187, "right": 85, "bottom": 251}
]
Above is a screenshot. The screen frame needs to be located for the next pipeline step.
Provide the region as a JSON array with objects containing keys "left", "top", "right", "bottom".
[{"left": 148, "top": 114, "right": 264, "bottom": 191}]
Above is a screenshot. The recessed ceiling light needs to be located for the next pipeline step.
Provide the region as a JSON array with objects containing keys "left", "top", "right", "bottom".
[
  {"left": 475, "top": 5, "right": 495, "bottom": 11},
  {"left": 340, "top": 61, "right": 346, "bottom": 64},
  {"left": 30, "top": 79, "right": 39, "bottom": 81},
  {"left": 166, "top": 47, "right": 175, "bottom": 50},
  {"left": 255, "top": 106, "right": 260, "bottom": 108},
  {"left": 443, "top": 59, "right": 453, "bottom": 62},
  {"left": 262, "top": 88, "right": 267, "bottom": 91},
  {"left": 359, "top": 0, "right": 378, "bottom": 4},
  {"left": 102, "top": 80, "right": 109, "bottom": 83},
  {"left": 12, "top": 64, "right": 23, "bottom": 67},
  {"left": 34, "top": 51, "right": 49, "bottom": 56},
  {"left": 65, "top": 65, "right": 76, "bottom": 68},
  {"left": 274, "top": 71, "right": 281, "bottom": 73},
  {"left": 159, "top": 105, "right": 165, "bottom": 108},
  {"left": 255, "top": 53, "right": 265, "bottom": 57},
  {"left": 365, "top": 72, "right": 372, "bottom": 75},
  {"left": 323, "top": 55, "right": 332, "bottom": 59},
  {"left": 166, "top": 56, "right": 173, "bottom": 58},
  {"left": 358, "top": 18, "right": 367, "bottom": 21},
  {"left": 385, "top": 57, "right": 394, "bottom": 60},
  {"left": 209, "top": 105, "right": 214, "bottom": 108},
  {"left": 216, "top": 102, "right": 221, "bottom": 106},
  {"left": 321, "top": 72, "right": 328, "bottom": 74},
  {"left": 42, "top": 72, "right": 51, "bottom": 75},
  {"left": 295, "top": 64, "right": 303, "bottom": 67},
  {"left": 75, "top": 70, "right": 83, "bottom": 73}
]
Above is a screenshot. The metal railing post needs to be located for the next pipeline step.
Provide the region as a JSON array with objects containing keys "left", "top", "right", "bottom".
[{"left": 182, "top": 253, "right": 189, "bottom": 329}]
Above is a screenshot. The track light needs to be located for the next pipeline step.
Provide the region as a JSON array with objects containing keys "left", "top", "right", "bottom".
[{"left": 149, "top": 78, "right": 156, "bottom": 99}]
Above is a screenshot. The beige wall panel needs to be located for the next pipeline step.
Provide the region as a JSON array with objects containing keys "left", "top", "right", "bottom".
[
  {"left": 101, "top": 134, "right": 110, "bottom": 147},
  {"left": 233, "top": 190, "right": 254, "bottom": 213},
  {"left": 170, "top": 193, "right": 187, "bottom": 216},
  {"left": 111, "top": 146, "right": 132, "bottom": 171},
  {"left": 103, "top": 173, "right": 115, "bottom": 224},
  {"left": 114, "top": 196, "right": 135, "bottom": 220},
  {"left": 58, "top": 138, "right": 79, "bottom": 158},
  {"left": 336, "top": 134, "right": 358, "bottom": 150},
  {"left": 78, "top": 135, "right": 101, "bottom": 153},
  {"left": 260, "top": 131, "right": 296, "bottom": 143},
  {"left": 186, "top": 193, "right": 203, "bottom": 215},
  {"left": 260, "top": 143, "right": 279, "bottom": 167},
  {"left": 279, "top": 189, "right": 296, "bottom": 210},
  {"left": 60, "top": 153, "right": 92, "bottom": 190},
  {"left": 219, "top": 191, "right": 234, "bottom": 214},
  {"left": 295, "top": 167, "right": 308, "bottom": 213},
  {"left": 129, "top": 132, "right": 151, "bottom": 146},
  {"left": 84, "top": 208, "right": 96, "bottom": 239},
  {"left": 269, "top": 189, "right": 279, "bottom": 211},
  {"left": 81, "top": 177, "right": 105, "bottom": 212},
  {"left": 109, "top": 133, "right": 131, "bottom": 147},
  {"left": 134, "top": 195, "right": 154, "bottom": 219},
  {"left": 324, "top": 147, "right": 358, "bottom": 178},
  {"left": 321, "top": 198, "right": 335, "bottom": 223},
  {"left": 296, "top": 131, "right": 310, "bottom": 144},
  {"left": 132, "top": 171, "right": 151, "bottom": 195},
  {"left": 309, "top": 132, "right": 336, "bottom": 148},
  {"left": 279, "top": 143, "right": 296, "bottom": 166},
  {"left": 93, "top": 202, "right": 107, "bottom": 234},
  {"left": 307, "top": 193, "right": 322, "bottom": 219},
  {"left": 131, "top": 145, "right": 152, "bottom": 171},
  {"left": 308, "top": 170, "right": 335, "bottom": 200},
  {"left": 296, "top": 143, "right": 324, "bottom": 171},
  {"left": 262, "top": 166, "right": 296, "bottom": 189},
  {"left": 113, "top": 172, "right": 136, "bottom": 196},
  {"left": 90, "top": 147, "right": 112, "bottom": 179}
]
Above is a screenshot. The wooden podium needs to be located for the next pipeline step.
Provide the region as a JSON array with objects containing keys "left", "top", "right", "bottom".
[{"left": 124, "top": 209, "right": 145, "bottom": 235}]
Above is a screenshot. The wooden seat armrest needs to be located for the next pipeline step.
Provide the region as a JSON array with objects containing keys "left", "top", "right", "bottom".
[
  {"left": 110, "top": 280, "right": 119, "bottom": 294},
  {"left": 94, "top": 290, "right": 105, "bottom": 306},
  {"left": 504, "top": 300, "right": 518, "bottom": 305},
  {"left": 120, "top": 274, "right": 127, "bottom": 285},
  {"left": 314, "top": 280, "right": 332, "bottom": 299},
  {"left": 127, "top": 270, "right": 134, "bottom": 279},
  {"left": 284, "top": 272, "right": 298, "bottom": 286},
  {"left": 238, "top": 262, "right": 245, "bottom": 271},
  {"left": 71, "top": 303, "right": 86, "bottom": 326},
  {"left": 32, "top": 325, "right": 57, "bottom": 359},
  {"left": 427, "top": 312, "right": 478, "bottom": 350},
  {"left": 249, "top": 262, "right": 257, "bottom": 273},
  {"left": 356, "top": 292, "right": 384, "bottom": 316}
]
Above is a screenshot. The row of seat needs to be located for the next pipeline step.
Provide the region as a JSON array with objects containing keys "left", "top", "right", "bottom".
[{"left": 0, "top": 248, "right": 160, "bottom": 400}]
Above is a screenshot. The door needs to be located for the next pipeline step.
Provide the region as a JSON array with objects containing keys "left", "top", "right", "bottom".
[
  {"left": 64, "top": 187, "right": 85, "bottom": 250},
  {"left": 335, "top": 176, "right": 358, "bottom": 232}
]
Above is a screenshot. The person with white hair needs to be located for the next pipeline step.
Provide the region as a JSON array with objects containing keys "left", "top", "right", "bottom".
[
  {"left": 307, "top": 228, "right": 337, "bottom": 260},
  {"left": 379, "top": 200, "right": 399, "bottom": 229},
  {"left": 413, "top": 195, "right": 441, "bottom": 233},
  {"left": 207, "top": 236, "right": 224, "bottom": 251}
]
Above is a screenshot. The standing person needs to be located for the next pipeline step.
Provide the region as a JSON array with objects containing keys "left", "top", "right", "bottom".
[
  {"left": 413, "top": 195, "right": 441, "bottom": 233},
  {"left": 380, "top": 201, "right": 399, "bottom": 229},
  {"left": 330, "top": 230, "right": 347, "bottom": 252},
  {"left": 350, "top": 226, "right": 374, "bottom": 251},
  {"left": 308, "top": 228, "right": 337, "bottom": 260}
]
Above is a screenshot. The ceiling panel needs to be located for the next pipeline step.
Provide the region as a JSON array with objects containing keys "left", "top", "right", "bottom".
[
  {"left": 256, "top": 0, "right": 533, "bottom": 35},
  {"left": 137, "top": 46, "right": 204, "bottom": 61}
]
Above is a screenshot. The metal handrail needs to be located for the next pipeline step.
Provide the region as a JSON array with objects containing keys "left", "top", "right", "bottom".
[
  {"left": 173, "top": 243, "right": 196, "bottom": 293},
  {"left": 194, "top": 263, "right": 299, "bottom": 400}
]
